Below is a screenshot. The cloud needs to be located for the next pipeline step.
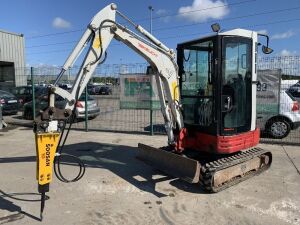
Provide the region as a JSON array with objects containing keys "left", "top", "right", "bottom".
[
  {"left": 52, "top": 17, "right": 71, "bottom": 29},
  {"left": 256, "top": 29, "right": 268, "bottom": 35},
  {"left": 178, "top": 0, "right": 229, "bottom": 22},
  {"left": 271, "top": 30, "right": 295, "bottom": 40},
  {"left": 155, "top": 9, "right": 172, "bottom": 23},
  {"left": 279, "top": 49, "right": 297, "bottom": 57},
  {"left": 156, "top": 9, "right": 167, "bottom": 16}
]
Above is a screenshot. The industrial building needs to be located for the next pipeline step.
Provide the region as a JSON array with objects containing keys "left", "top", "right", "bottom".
[{"left": 0, "top": 29, "right": 26, "bottom": 91}]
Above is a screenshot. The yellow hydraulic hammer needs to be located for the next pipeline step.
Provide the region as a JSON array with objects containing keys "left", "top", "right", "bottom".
[{"left": 35, "top": 131, "right": 61, "bottom": 220}]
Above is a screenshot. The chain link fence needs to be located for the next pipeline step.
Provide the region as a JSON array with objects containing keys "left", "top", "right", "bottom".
[{"left": 1, "top": 57, "right": 299, "bottom": 145}]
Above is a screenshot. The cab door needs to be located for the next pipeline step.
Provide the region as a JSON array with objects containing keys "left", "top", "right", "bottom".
[
  {"left": 220, "top": 36, "right": 253, "bottom": 135},
  {"left": 178, "top": 38, "right": 217, "bottom": 135}
]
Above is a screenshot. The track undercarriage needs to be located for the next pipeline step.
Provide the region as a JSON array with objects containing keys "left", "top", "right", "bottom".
[{"left": 138, "top": 144, "right": 272, "bottom": 193}]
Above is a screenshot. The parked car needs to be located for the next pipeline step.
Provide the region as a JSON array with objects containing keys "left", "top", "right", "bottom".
[
  {"left": 87, "top": 84, "right": 101, "bottom": 95},
  {"left": 23, "top": 94, "right": 100, "bottom": 120},
  {"left": 266, "top": 90, "right": 300, "bottom": 139},
  {"left": 99, "top": 86, "right": 112, "bottom": 95},
  {"left": 0, "top": 90, "right": 19, "bottom": 115},
  {"left": 58, "top": 82, "right": 72, "bottom": 90},
  {"left": 87, "top": 85, "right": 112, "bottom": 95},
  {"left": 75, "top": 94, "right": 100, "bottom": 119},
  {"left": 257, "top": 85, "right": 300, "bottom": 139},
  {"left": 287, "top": 81, "right": 300, "bottom": 101},
  {"left": 256, "top": 71, "right": 300, "bottom": 139},
  {"left": 10, "top": 86, "right": 49, "bottom": 106}
]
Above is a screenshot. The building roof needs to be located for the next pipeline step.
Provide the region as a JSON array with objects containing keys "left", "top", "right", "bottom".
[{"left": 0, "top": 29, "right": 24, "bottom": 37}]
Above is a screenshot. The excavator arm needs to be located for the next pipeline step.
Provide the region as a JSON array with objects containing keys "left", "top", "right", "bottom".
[
  {"left": 46, "top": 3, "right": 183, "bottom": 142},
  {"left": 34, "top": 3, "right": 183, "bottom": 219}
]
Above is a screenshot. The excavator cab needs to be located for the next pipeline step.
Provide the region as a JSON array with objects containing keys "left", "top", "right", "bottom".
[
  {"left": 139, "top": 29, "right": 272, "bottom": 192},
  {"left": 177, "top": 29, "right": 260, "bottom": 154}
]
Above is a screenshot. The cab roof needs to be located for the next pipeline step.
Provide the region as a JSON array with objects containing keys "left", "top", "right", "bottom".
[{"left": 177, "top": 28, "right": 257, "bottom": 47}]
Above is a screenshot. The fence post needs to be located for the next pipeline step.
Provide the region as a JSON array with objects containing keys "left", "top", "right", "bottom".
[
  {"left": 31, "top": 67, "right": 36, "bottom": 119},
  {"left": 84, "top": 86, "right": 88, "bottom": 132},
  {"left": 150, "top": 75, "right": 154, "bottom": 135},
  {"left": 150, "top": 110, "right": 153, "bottom": 135},
  {"left": 0, "top": 103, "right": 2, "bottom": 130}
]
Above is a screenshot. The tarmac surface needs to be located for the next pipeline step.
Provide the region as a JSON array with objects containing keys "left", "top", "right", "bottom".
[{"left": 0, "top": 126, "right": 299, "bottom": 225}]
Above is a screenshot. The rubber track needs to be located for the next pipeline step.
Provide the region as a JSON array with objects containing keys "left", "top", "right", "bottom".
[{"left": 199, "top": 147, "right": 272, "bottom": 193}]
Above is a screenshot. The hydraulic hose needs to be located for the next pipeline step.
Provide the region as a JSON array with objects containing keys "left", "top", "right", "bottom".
[
  {"left": 53, "top": 24, "right": 108, "bottom": 183},
  {"left": 54, "top": 111, "right": 86, "bottom": 183}
]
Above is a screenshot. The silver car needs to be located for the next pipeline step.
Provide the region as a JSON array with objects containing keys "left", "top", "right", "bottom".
[
  {"left": 23, "top": 94, "right": 100, "bottom": 120},
  {"left": 75, "top": 94, "right": 100, "bottom": 119},
  {"left": 257, "top": 84, "right": 300, "bottom": 139}
]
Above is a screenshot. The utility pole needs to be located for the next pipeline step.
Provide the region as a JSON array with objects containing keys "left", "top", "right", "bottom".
[
  {"left": 148, "top": 6, "right": 154, "bottom": 34},
  {"left": 148, "top": 5, "right": 154, "bottom": 136}
]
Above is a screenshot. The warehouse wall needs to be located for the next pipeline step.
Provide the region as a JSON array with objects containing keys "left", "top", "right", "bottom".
[{"left": 0, "top": 29, "right": 26, "bottom": 90}]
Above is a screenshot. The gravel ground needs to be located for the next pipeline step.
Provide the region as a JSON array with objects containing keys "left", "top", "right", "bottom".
[{"left": 0, "top": 126, "right": 299, "bottom": 225}]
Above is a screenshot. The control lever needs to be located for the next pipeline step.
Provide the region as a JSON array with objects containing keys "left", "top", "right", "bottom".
[
  {"left": 222, "top": 95, "right": 233, "bottom": 112},
  {"left": 225, "top": 96, "right": 231, "bottom": 110}
]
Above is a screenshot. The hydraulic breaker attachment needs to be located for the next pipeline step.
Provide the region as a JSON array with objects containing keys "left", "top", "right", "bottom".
[
  {"left": 35, "top": 132, "right": 61, "bottom": 220},
  {"left": 137, "top": 143, "right": 201, "bottom": 183}
]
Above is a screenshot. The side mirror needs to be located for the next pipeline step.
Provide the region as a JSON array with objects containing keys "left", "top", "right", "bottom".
[
  {"left": 258, "top": 33, "right": 273, "bottom": 55},
  {"left": 262, "top": 45, "right": 273, "bottom": 54},
  {"left": 211, "top": 23, "right": 220, "bottom": 33}
]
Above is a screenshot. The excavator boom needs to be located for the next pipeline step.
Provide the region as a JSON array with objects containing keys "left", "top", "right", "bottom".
[{"left": 34, "top": 3, "right": 184, "bottom": 218}]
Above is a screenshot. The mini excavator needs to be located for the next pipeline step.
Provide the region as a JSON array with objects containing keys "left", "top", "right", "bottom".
[{"left": 33, "top": 3, "right": 273, "bottom": 219}]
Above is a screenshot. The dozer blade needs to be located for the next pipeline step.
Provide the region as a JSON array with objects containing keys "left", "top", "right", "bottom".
[{"left": 137, "top": 143, "right": 200, "bottom": 183}]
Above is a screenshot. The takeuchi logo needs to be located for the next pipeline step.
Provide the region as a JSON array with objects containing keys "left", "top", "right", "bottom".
[{"left": 138, "top": 43, "right": 158, "bottom": 57}]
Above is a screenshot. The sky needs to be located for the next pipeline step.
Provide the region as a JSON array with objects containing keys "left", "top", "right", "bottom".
[{"left": 0, "top": 0, "right": 300, "bottom": 67}]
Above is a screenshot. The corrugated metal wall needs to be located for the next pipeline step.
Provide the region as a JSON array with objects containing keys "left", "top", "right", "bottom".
[{"left": 0, "top": 29, "right": 26, "bottom": 89}]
